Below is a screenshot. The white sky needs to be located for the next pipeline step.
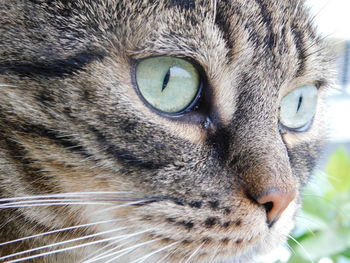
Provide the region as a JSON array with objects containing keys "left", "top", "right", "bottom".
[
  {"left": 307, "top": 0, "right": 350, "bottom": 39},
  {"left": 306, "top": 0, "right": 350, "bottom": 142}
]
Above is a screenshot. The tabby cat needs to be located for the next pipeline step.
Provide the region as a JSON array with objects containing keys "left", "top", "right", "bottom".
[{"left": 0, "top": 0, "right": 334, "bottom": 262}]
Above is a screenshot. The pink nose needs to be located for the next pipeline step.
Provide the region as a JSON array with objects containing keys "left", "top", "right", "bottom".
[{"left": 256, "top": 190, "right": 296, "bottom": 226}]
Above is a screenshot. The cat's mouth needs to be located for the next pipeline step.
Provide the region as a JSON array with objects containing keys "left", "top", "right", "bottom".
[{"left": 88, "top": 197, "right": 298, "bottom": 262}]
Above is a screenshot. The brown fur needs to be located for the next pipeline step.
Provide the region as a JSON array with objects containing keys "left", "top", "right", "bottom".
[{"left": 0, "top": 0, "right": 334, "bottom": 262}]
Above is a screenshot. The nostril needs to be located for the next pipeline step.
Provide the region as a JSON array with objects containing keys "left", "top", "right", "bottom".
[
  {"left": 263, "top": 201, "right": 273, "bottom": 214},
  {"left": 256, "top": 190, "right": 296, "bottom": 227}
]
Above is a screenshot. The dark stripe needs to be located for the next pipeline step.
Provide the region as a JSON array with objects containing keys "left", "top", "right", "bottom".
[
  {"left": 206, "top": 126, "right": 231, "bottom": 163},
  {"left": 253, "top": 0, "right": 276, "bottom": 50},
  {"left": 291, "top": 23, "right": 306, "bottom": 76},
  {"left": 21, "top": 124, "right": 93, "bottom": 159},
  {"left": 167, "top": 0, "right": 195, "bottom": 10},
  {"left": 215, "top": 3, "right": 235, "bottom": 62},
  {"left": 253, "top": 0, "right": 272, "bottom": 27},
  {"left": 0, "top": 50, "right": 105, "bottom": 78},
  {"left": 0, "top": 134, "right": 56, "bottom": 193},
  {"left": 0, "top": 114, "right": 92, "bottom": 159},
  {"left": 89, "top": 126, "right": 171, "bottom": 170},
  {"left": 287, "top": 140, "right": 321, "bottom": 186}
]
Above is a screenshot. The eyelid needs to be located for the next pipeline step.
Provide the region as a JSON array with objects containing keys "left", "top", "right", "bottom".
[
  {"left": 279, "top": 118, "right": 315, "bottom": 134},
  {"left": 279, "top": 81, "right": 320, "bottom": 100}
]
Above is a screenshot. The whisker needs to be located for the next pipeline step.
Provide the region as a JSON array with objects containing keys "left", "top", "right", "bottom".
[
  {"left": 55, "top": 133, "right": 80, "bottom": 138},
  {"left": 0, "top": 219, "right": 119, "bottom": 247},
  {"left": 300, "top": 193, "right": 323, "bottom": 197},
  {"left": 80, "top": 238, "right": 133, "bottom": 263},
  {"left": 2, "top": 233, "right": 132, "bottom": 263},
  {"left": 296, "top": 214, "right": 316, "bottom": 222},
  {"left": 82, "top": 228, "right": 157, "bottom": 263},
  {"left": 102, "top": 238, "right": 163, "bottom": 263},
  {"left": 93, "top": 199, "right": 158, "bottom": 215},
  {"left": 81, "top": 233, "right": 139, "bottom": 262},
  {"left": 181, "top": 242, "right": 204, "bottom": 263},
  {"left": 0, "top": 196, "right": 148, "bottom": 208},
  {"left": 0, "top": 199, "right": 116, "bottom": 206},
  {"left": 131, "top": 241, "right": 180, "bottom": 263},
  {"left": 0, "top": 226, "right": 129, "bottom": 261},
  {"left": 288, "top": 234, "right": 314, "bottom": 263},
  {"left": 284, "top": 242, "right": 296, "bottom": 257},
  {"left": 0, "top": 83, "right": 17, "bottom": 87},
  {"left": 0, "top": 202, "right": 115, "bottom": 209},
  {"left": 302, "top": 33, "right": 335, "bottom": 54},
  {"left": 154, "top": 250, "right": 176, "bottom": 263},
  {"left": 206, "top": 245, "right": 220, "bottom": 263},
  {"left": 0, "top": 192, "right": 141, "bottom": 203},
  {"left": 308, "top": 0, "right": 332, "bottom": 27},
  {"left": 296, "top": 214, "right": 319, "bottom": 231}
]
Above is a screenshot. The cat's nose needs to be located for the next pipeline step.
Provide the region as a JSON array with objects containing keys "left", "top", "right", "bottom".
[{"left": 256, "top": 189, "right": 296, "bottom": 227}]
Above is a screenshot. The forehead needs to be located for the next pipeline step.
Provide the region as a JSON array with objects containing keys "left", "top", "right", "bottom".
[
  {"left": 123, "top": 0, "right": 320, "bottom": 79},
  {"left": 116, "top": 0, "right": 327, "bottom": 122}
]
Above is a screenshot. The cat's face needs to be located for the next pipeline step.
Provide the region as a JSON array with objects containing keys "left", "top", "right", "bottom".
[{"left": 0, "top": 0, "right": 334, "bottom": 262}]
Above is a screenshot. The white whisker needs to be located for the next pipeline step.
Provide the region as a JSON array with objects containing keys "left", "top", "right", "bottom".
[
  {"left": 0, "top": 226, "right": 129, "bottom": 261},
  {"left": 2, "top": 233, "right": 131, "bottom": 263},
  {"left": 295, "top": 216, "right": 317, "bottom": 236},
  {"left": 284, "top": 242, "right": 296, "bottom": 256},
  {"left": 0, "top": 219, "right": 119, "bottom": 247},
  {"left": 102, "top": 238, "right": 163, "bottom": 263},
  {"left": 0, "top": 202, "right": 114, "bottom": 209},
  {"left": 131, "top": 241, "right": 180, "bottom": 263},
  {"left": 0, "top": 83, "right": 16, "bottom": 87},
  {"left": 288, "top": 235, "right": 314, "bottom": 263},
  {"left": 54, "top": 133, "right": 80, "bottom": 138},
  {"left": 0, "top": 192, "right": 140, "bottom": 203},
  {"left": 206, "top": 245, "right": 220, "bottom": 263},
  {"left": 181, "top": 242, "right": 204, "bottom": 263},
  {"left": 82, "top": 228, "right": 157, "bottom": 263},
  {"left": 80, "top": 238, "right": 132, "bottom": 263},
  {"left": 0, "top": 199, "right": 116, "bottom": 206},
  {"left": 154, "top": 251, "right": 174, "bottom": 263},
  {"left": 94, "top": 199, "right": 156, "bottom": 215}
]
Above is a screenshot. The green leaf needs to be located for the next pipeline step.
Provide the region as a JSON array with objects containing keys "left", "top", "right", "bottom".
[
  {"left": 290, "top": 229, "right": 348, "bottom": 261},
  {"left": 326, "top": 148, "right": 350, "bottom": 194},
  {"left": 294, "top": 210, "right": 329, "bottom": 235},
  {"left": 289, "top": 147, "right": 350, "bottom": 263},
  {"left": 301, "top": 192, "right": 336, "bottom": 223},
  {"left": 340, "top": 247, "right": 350, "bottom": 258}
]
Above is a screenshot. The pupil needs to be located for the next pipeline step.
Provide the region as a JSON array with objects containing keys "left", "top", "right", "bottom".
[
  {"left": 296, "top": 95, "right": 303, "bottom": 112},
  {"left": 161, "top": 68, "right": 171, "bottom": 92}
]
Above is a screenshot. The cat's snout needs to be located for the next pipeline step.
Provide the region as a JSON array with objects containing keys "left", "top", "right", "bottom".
[{"left": 256, "top": 189, "right": 296, "bottom": 227}]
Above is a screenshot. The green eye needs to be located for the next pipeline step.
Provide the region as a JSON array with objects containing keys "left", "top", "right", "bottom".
[
  {"left": 135, "top": 56, "right": 201, "bottom": 114},
  {"left": 280, "top": 85, "right": 318, "bottom": 130}
]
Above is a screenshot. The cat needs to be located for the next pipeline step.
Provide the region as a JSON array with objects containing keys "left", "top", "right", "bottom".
[{"left": 0, "top": 0, "right": 334, "bottom": 262}]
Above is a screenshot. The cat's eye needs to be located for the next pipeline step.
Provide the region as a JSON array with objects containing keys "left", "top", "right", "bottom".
[
  {"left": 135, "top": 56, "right": 201, "bottom": 114},
  {"left": 280, "top": 85, "right": 318, "bottom": 131}
]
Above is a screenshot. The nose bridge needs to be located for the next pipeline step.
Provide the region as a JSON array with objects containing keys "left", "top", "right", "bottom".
[{"left": 230, "top": 115, "right": 297, "bottom": 199}]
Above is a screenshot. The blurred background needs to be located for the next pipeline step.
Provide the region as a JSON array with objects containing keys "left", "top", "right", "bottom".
[{"left": 259, "top": 0, "right": 350, "bottom": 263}]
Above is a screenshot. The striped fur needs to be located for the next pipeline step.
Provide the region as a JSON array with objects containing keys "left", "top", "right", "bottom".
[{"left": 0, "top": 0, "right": 334, "bottom": 262}]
